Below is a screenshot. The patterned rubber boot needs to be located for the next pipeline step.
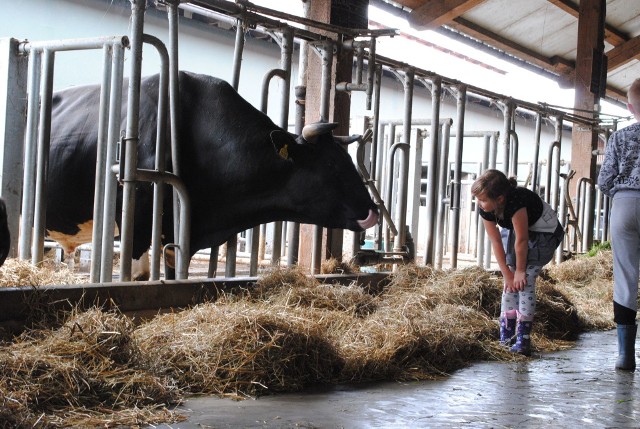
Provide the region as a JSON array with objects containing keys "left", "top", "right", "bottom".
[
  {"left": 510, "top": 321, "right": 533, "bottom": 356},
  {"left": 615, "top": 324, "right": 637, "bottom": 371},
  {"left": 499, "top": 317, "right": 516, "bottom": 346}
]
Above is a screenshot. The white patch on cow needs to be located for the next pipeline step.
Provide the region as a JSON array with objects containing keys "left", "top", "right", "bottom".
[
  {"left": 132, "top": 250, "right": 150, "bottom": 281},
  {"left": 47, "top": 220, "right": 95, "bottom": 255},
  {"left": 46, "top": 221, "right": 153, "bottom": 280}
]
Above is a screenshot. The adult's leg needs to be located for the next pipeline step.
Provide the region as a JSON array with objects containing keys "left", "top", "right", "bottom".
[{"left": 610, "top": 194, "right": 640, "bottom": 370}]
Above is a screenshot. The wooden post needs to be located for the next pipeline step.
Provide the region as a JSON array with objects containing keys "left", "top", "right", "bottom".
[
  {"left": 571, "top": 0, "right": 605, "bottom": 251},
  {"left": 299, "top": 0, "right": 368, "bottom": 271}
]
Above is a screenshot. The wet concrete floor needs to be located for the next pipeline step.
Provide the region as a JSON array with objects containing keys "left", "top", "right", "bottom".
[{"left": 157, "top": 329, "right": 640, "bottom": 428}]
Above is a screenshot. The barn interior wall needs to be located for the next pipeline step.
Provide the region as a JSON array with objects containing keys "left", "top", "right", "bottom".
[
  {"left": 3, "top": 0, "right": 574, "bottom": 180},
  {"left": 2, "top": 0, "right": 581, "bottom": 267}
]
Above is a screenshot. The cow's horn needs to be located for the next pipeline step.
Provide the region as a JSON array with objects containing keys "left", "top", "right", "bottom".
[
  {"left": 302, "top": 122, "right": 339, "bottom": 141},
  {"left": 334, "top": 134, "right": 361, "bottom": 145}
]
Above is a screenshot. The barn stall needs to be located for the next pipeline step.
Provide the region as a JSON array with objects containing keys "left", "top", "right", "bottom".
[{"left": 0, "top": 0, "right": 628, "bottom": 426}]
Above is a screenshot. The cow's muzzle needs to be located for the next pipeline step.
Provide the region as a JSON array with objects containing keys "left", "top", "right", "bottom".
[{"left": 357, "top": 209, "right": 379, "bottom": 230}]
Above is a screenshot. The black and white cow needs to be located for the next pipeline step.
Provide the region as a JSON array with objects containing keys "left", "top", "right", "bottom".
[{"left": 47, "top": 71, "right": 378, "bottom": 279}]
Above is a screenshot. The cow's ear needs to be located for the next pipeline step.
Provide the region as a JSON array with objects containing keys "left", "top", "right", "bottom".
[{"left": 270, "top": 129, "right": 295, "bottom": 160}]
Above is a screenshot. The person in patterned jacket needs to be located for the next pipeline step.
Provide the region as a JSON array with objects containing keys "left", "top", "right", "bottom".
[
  {"left": 597, "top": 78, "right": 640, "bottom": 371},
  {"left": 472, "top": 169, "right": 563, "bottom": 356}
]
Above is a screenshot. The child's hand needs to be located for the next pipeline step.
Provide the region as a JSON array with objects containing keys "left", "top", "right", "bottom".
[
  {"left": 503, "top": 270, "right": 526, "bottom": 292},
  {"left": 511, "top": 270, "right": 527, "bottom": 291}
]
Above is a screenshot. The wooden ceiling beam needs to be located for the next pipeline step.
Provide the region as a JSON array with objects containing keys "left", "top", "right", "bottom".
[
  {"left": 446, "top": 17, "right": 575, "bottom": 75},
  {"left": 546, "top": 0, "right": 628, "bottom": 46},
  {"left": 607, "top": 34, "right": 640, "bottom": 71},
  {"left": 407, "top": 0, "right": 486, "bottom": 30}
]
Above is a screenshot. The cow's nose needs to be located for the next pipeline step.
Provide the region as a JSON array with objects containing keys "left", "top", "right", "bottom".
[{"left": 357, "top": 209, "right": 378, "bottom": 229}]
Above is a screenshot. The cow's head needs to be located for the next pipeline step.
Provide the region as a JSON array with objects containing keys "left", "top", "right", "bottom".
[{"left": 271, "top": 122, "right": 379, "bottom": 232}]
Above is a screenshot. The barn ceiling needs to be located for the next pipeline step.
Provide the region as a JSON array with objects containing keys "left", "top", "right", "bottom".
[{"left": 373, "top": 0, "right": 640, "bottom": 105}]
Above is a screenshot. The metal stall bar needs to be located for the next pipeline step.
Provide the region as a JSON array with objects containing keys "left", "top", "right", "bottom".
[
  {"left": 223, "top": 18, "right": 247, "bottom": 278},
  {"left": 100, "top": 45, "right": 125, "bottom": 283},
  {"left": 89, "top": 45, "right": 113, "bottom": 281},
  {"left": 499, "top": 98, "right": 515, "bottom": 176},
  {"left": 394, "top": 68, "right": 414, "bottom": 255},
  {"left": 385, "top": 142, "right": 409, "bottom": 250},
  {"left": 509, "top": 130, "right": 519, "bottom": 178},
  {"left": 0, "top": 38, "right": 27, "bottom": 259},
  {"left": 18, "top": 49, "right": 41, "bottom": 260},
  {"left": 448, "top": 84, "right": 467, "bottom": 269},
  {"left": 484, "top": 131, "right": 500, "bottom": 268},
  {"left": 166, "top": 0, "right": 183, "bottom": 281},
  {"left": 180, "top": 2, "right": 240, "bottom": 279},
  {"left": 476, "top": 133, "right": 491, "bottom": 267},
  {"left": 254, "top": 67, "right": 286, "bottom": 276},
  {"left": 576, "top": 177, "right": 593, "bottom": 253},
  {"left": 119, "top": 0, "right": 146, "bottom": 281},
  {"left": 231, "top": 19, "right": 246, "bottom": 90},
  {"left": 370, "top": 65, "right": 383, "bottom": 185},
  {"left": 18, "top": 36, "right": 129, "bottom": 265},
  {"left": 311, "top": 40, "right": 334, "bottom": 275},
  {"left": 142, "top": 35, "right": 170, "bottom": 281},
  {"left": 133, "top": 169, "right": 191, "bottom": 279},
  {"left": 90, "top": 42, "right": 128, "bottom": 283},
  {"left": 531, "top": 113, "right": 543, "bottom": 192},
  {"left": 270, "top": 27, "right": 294, "bottom": 268},
  {"left": 439, "top": 130, "right": 499, "bottom": 269},
  {"left": 421, "top": 75, "right": 442, "bottom": 266},
  {"left": 406, "top": 127, "right": 425, "bottom": 251},
  {"left": 30, "top": 48, "right": 54, "bottom": 265},
  {"left": 545, "top": 141, "right": 561, "bottom": 209},
  {"left": 286, "top": 35, "right": 309, "bottom": 268},
  {"left": 435, "top": 120, "right": 452, "bottom": 269}
]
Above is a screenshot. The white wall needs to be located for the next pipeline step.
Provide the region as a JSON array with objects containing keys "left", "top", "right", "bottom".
[{"left": 1, "top": 0, "right": 572, "bottom": 174}]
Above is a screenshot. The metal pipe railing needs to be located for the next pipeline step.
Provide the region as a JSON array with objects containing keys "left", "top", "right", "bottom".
[
  {"left": 18, "top": 36, "right": 131, "bottom": 264},
  {"left": 118, "top": 0, "right": 146, "bottom": 282},
  {"left": 421, "top": 75, "right": 442, "bottom": 266},
  {"left": 576, "top": 177, "right": 594, "bottom": 253},
  {"left": 434, "top": 121, "right": 452, "bottom": 269},
  {"left": 99, "top": 46, "right": 125, "bottom": 282},
  {"left": 311, "top": 40, "right": 334, "bottom": 275},
  {"left": 448, "top": 84, "right": 467, "bottom": 269},
  {"left": 143, "top": 34, "right": 170, "bottom": 282}
]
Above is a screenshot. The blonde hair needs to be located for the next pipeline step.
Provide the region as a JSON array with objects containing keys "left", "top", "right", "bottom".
[{"left": 471, "top": 169, "right": 517, "bottom": 199}]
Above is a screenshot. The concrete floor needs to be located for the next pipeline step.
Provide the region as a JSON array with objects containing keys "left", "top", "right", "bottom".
[{"left": 155, "top": 329, "right": 640, "bottom": 428}]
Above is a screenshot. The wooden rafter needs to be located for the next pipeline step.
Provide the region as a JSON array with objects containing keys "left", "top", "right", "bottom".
[
  {"left": 446, "top": 17, "right": 575, "bottom": 75},
  {"left": 390, "top": 0, "right": 630, "bottom": 102},
  {"left": 607, "top": 34, "right": 640, "bottom": 71},
  {"left": 546, "top": 0, "right": 628, "bottom": 46},
  {"left": 408, "top": 0, "right": 486, "bottom": 30}
]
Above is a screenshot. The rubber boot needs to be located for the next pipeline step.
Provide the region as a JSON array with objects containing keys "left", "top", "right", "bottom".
[
  {"left": 499, "top": 317, "right": 516, "bottom": 346},
  {"left": 510, "top": 321, "right": 533, "bottom": 356},
  {"left": 615, "top": 324, "right": 637, "bottom": 371}
]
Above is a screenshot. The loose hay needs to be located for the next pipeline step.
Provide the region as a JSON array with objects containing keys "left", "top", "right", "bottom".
[
  {"left": 0, "top": 258, "right": 82, "bottom": 288},
  {"left": 134, "top": 302, "right": 344, "bottom": 399},
  {"left": 0, "top": 308, "right": 181, "bottom": 428},
  {"left": 0, "top": 252, "right": 617, "bottom": 427}
]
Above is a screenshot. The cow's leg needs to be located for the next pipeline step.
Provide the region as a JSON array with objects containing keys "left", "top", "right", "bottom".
[
  {"left": 131, "top": 250, "right": 150, "bottom": 281},
  {"left": 64, "top": 249, "right": 76, "bottom": 271}
]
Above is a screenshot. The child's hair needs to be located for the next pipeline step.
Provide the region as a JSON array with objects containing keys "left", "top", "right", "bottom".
[{"left": 471, "top": 169, "right": 517, "bottom": 199}]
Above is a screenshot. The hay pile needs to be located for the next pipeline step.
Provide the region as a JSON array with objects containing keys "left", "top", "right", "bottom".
[
  {"left": 0, "top": 258, "right": 82, "bottom": 288},
  {"left": 0, "top": 308, "right": 183, "bottom": 428},
  {"left": 0, "top": 251, "right": 616, "bottom": 428}
]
